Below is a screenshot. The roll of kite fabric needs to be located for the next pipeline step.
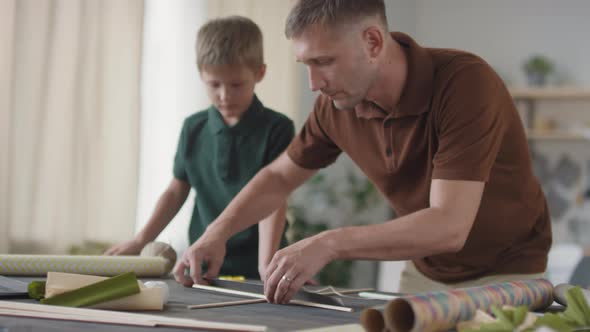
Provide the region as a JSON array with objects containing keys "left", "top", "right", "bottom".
[
  {"left": 366, "top": 278, "right": 554, "bottom": 332},
  {"left": 0, "top": 255, "right": 170, "bottom": 277}
]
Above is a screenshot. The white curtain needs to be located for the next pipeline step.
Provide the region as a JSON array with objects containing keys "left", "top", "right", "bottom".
[
  {"left": 0, "top": 0, "right": 16, "bottom": 253},
  {"left": 0, "top": 0, "right": 144, "bottom": 254},
  {"left": 136, "top": 0, "right": 208, "bottom": 255}
]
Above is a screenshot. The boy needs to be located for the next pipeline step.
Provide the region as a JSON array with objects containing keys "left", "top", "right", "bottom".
[{"left": 106, "top": 16, "right": 294, "bottom": 281}]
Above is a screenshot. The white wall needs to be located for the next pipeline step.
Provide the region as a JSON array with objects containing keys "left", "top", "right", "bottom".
[
  {"left": 385, "top": 0, "right": 417, "bottom": 37},
  {"left": 137, "top": 0, "right": 210, "bottom": 255},
  {"left": 413, "top": 0, "right": 590, "bottom": 87}
]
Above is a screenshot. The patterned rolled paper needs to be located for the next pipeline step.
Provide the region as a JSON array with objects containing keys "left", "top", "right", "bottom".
[
  {"left": 382, "top": 278, "right": 554, "bottom": 332},
  {"left": 0, "top": 255, "right": 170, "bottom": 277}
]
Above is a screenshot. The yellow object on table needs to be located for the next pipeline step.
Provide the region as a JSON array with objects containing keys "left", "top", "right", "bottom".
[{"left": 219, "top": 275, "right": 246, "bottom": 281}]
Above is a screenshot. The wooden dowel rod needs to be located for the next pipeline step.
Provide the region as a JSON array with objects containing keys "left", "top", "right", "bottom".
[
  {"left": 188, "top": 298, "right": 266, "bottom": 310},
  {"left": 315, "top": 287, "right": 375, "bottom": 295}
]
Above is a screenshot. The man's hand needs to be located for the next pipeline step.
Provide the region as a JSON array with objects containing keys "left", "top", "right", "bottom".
[
  {"left": 264, "top": 233, "right": 336, "bottom": 304},
  {"left": 173, "top": 230, "right": 227, "bottom": 287},
  {"left": 104, "top": 238, "right": 145, "bottom": 256}
]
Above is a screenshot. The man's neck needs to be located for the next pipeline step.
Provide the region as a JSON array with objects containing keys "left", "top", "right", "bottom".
[{"left": 365, "top": 39, "right": 408, "bottom": 113}]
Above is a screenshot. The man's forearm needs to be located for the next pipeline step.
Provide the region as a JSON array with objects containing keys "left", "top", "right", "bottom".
[{"left": 322, "top": 207, "right": 471, "bottom": 261}]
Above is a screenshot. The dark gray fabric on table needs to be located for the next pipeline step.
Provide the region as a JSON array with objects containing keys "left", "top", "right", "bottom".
[{"left": 0, "top": 276, "right": 385, "bottom": 331}]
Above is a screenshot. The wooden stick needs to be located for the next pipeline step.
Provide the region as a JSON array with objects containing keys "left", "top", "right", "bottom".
[
  {"left": 358, "top": 291, "right": 402, "bottom": 301},
  {"left": 192, "top": 284, "right": 353, "bottom": 312},
  {"left": 192, "top": 284, "right": 266, "bottom": 299},
  {"left": 0, "top": 300, "right": 266, "bottom": 331},
  {"left": 315, "top": 287, "right": 375, "bottom": 296},
  {"left": 188, "top": 298, "right": 266, "bottom": 309}
]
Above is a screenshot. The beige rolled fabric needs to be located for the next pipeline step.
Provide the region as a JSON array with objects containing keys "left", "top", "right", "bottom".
[{"left": 0, "top": 242, "right": 176, "bottom": 277}]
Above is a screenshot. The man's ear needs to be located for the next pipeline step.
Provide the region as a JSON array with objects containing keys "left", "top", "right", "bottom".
[
  {"left": 256, "top": 64, "right": 267, "bottom": 82},
  {"left": 363, "top": 26, "right": 385, "bottom": 60}
]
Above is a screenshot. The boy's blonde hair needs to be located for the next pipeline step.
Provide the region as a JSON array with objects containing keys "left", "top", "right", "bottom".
[{"left": 196, "top": 16, "right": 264, "bottom": 71}]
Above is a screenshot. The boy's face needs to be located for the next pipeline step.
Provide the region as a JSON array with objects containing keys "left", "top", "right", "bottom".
[{"left": 201, "top": 64, "right": 265, "bottom": 125}]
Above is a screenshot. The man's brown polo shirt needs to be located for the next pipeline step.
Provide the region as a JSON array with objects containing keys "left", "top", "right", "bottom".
[{"left": 287, "top": 32, "right": 552, "bottom": 283}]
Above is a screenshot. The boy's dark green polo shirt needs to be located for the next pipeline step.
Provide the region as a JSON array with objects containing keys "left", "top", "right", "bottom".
[{"left": 173, "top": 95, "right": 294, "bottom": 278}]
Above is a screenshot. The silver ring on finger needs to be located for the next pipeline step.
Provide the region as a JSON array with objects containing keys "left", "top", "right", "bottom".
[{"left": 281, "top": 275, "right": 293, "bottom": 283}]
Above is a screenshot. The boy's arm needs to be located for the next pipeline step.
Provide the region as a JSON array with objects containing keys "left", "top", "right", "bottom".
[
  {"left": 105, "top": 178, "right": 190, "bottom": 255},
  {"left": 257, "top": 202, "right": 288, "bottom": 280}
]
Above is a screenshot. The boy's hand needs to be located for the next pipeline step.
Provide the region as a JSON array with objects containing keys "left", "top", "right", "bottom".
[
  {"left": 173, "top": 231, "right": 227, "bottom": 287},
  {"left": 104, "top": 238, "right": 145, "bottom": 256}
]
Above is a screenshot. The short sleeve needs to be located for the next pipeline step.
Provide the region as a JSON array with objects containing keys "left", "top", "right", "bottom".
[
  {"left": 172, "top": 120, "right": 189, "bottom": 181},
  {"left": 287, "top": 97, "right": 342, "bottom": 169},
  {"left": 432, "top": 64, "right": 507, "bottom": 182},
  {"left": 263, "top": 118, "right": 295, "bottom": 165}
]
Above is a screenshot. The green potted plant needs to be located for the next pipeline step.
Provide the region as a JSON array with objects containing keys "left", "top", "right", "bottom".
[{"left": 523, "top": 55, "right": 554, "bottom": 86}]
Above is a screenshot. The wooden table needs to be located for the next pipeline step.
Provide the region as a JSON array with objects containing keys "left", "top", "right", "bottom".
[{"left": 0, "top": 276, "right": 384, "bottom": 331}]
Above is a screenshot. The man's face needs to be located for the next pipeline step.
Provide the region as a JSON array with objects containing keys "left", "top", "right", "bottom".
[
  {"left": 292, "top": 23, "right": 376, "bottom": 110},
  {"left": 200, "top": 64, "right": 264, "bottom": 122}
]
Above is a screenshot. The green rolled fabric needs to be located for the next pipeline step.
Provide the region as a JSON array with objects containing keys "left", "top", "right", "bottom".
[{"left": 41, "top": 272, "right": 140, "bottom": 307}]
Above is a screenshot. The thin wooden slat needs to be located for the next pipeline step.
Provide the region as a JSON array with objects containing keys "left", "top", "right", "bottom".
[
  {"left": 0, "top": 300, "right": 266, "bottom": 331},
  {"left": 315, "top": 287, "right": 375, "bottom": 296},
  {"left": 192, "top": 284, "right": 353, "bottom": 312},
  {"left": 188, "top": 298, "right": 267, "bottom": 309},
  {"left": 187, "top": 287, "right": 375, "bottom": 310},
  {"left": 0, "top": 308, "right": 155, "bottom": 327}
]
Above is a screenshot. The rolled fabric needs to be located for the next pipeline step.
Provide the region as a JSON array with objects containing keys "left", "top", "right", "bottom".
[
  {"left": 375, "top": 278, "right": 553, "bottom": 332},
  {"left": 0, "top": 242, "right": 177, "bottom": 277},
  {"left": 41, "top": 272, "right": 140, "bottom": 307},
  {"left": 0, "top": 255, "right": 168, "bottom": 277}
]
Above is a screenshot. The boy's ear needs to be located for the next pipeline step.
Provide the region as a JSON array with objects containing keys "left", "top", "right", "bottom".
[{"left": 256, "top": 64, "right": 267, "bottom": 83}]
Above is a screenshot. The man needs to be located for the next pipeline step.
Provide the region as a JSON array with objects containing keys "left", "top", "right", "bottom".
[{"left": 174, "top": 0, "right": 552, "bottom": 305}]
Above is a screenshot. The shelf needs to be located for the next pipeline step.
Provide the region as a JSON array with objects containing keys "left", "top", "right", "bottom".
[
  {"left": 510, "top": 87, "right": 590, "bottom": 99},
  {"left": 526, "top": 130, "right": 589, "bottom": 141}
]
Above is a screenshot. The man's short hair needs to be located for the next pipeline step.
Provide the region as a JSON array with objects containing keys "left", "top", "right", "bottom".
[
  {"left": 285, "top": 0, "right": 388, "bottom": 39},
  {"left": 196, "top": 16, "right": 264, "bottom": 71}
]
